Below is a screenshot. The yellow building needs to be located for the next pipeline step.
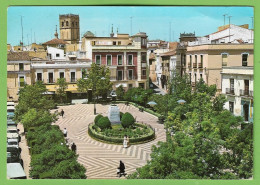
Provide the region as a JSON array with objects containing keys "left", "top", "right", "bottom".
[
  {"left": 185, "top": 44, "right": 254, "bottom": 90},
  {"left": 7, "top": 52, "right": 32, "bottom": 101}
]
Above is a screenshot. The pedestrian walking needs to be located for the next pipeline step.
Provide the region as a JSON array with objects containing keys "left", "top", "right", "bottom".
[
  {"left": 71, "top": 142, "right": 77, "bottom": 153},
  {"left": 61, "top": 109, "right": 64, "bottom": 118},
  {"left": 63, "top": 128, "right": 67, "bottom": 138},
  {"left": 117, "top": 160, "right": 126, "bottom": 177},
  {"left": 126, "top": 135, "right": 130, "bottom": 147}
]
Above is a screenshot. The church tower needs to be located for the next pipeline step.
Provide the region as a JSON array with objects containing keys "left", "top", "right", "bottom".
[{"left": 59, "top": 14, "right": 80, "bottom": 44}]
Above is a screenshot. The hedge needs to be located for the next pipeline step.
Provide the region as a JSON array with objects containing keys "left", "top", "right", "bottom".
[
  {"left": 97, "top": 116, "right": 111, "bottom": 130},
  {"left": 88, "top": 123, "right": 155, "bottom": 145},
  {"left": 121, "top": 112, "right": 135, "bottom": 128}
]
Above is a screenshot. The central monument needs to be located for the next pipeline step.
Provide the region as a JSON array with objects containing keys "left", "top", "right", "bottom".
[{"left": 108, "top": 104, "right": 121, "bottom": 124}]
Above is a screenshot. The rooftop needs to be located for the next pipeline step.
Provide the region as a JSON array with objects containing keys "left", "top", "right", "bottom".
[
  {"left": 42, "top": 38, "right": 68, "bottom": 45},
  {"left": 7, "top": 51, "right": 32, "bottom": 61}
]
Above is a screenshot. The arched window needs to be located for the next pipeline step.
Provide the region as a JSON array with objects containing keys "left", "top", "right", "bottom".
[{"left": 66, "top": 21, "right": 69, "bottom": 26}]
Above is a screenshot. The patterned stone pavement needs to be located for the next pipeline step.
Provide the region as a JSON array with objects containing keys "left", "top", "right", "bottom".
[{"left": 54, "top": 103, "right": 166, "bottom": 179}]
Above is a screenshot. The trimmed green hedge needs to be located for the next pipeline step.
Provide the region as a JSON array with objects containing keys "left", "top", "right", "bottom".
[
  {"left": 88, "top": 123, "right": 155, "bottom": 145},
  {"left": 97, "top": 116, "right": 111, "bottom": 130},
  {"left": 94, "top": 114, "right": 103, "bottom": 125},
  {"left": 121, "top": 112, "right": 135, "bottom": 128}
]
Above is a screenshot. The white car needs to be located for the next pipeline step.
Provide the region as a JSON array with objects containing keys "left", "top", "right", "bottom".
[
  {"left": 7, "top": 127, "right": 19, "bottom": 140},
  {"left": 7, "top": 138, "right": 19, "bottom": 149}
]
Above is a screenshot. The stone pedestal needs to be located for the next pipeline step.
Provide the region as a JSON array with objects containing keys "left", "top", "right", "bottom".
[{"left": 108, "top": 105, "right": 120, "bottom": 124}]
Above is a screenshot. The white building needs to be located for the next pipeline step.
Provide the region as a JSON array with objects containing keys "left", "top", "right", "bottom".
[
  {"left": 47, "top": 46, "right": 66, "bottom": 60},
  {"left": 189, "top": 24, "right": 254, "bottom": 46},
  {"left": 221, "top": 66, "right": 253, "bottom": 123}
]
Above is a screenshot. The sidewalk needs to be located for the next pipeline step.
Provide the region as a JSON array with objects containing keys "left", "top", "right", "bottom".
[{"left": 17, "top": 123, "right": 31, "bottom": 179}]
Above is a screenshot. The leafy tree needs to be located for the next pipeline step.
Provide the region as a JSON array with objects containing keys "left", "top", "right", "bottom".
[
  {"left": 52, "top": 159, "right": 87, "bottom": 179},
  {"left": 124, "top": 88, "right": 153, "bottom": 106},
  {"left": 14, "top": 81, "right": 55, "bottom": 122},
  {"left": 94, "top": 114, "right": 103, "bottom": 125},
  {"left": 116, "top": 85, "right": 125, "bottom": 100},
  {"left": 55, "top": 78, "right": 68, "bottom": 103},
  {"left": 128, "top": 74, "right": 253, "bottom": 179},
  {"left": 121, "top": 112, "right": 135, "bottom": 128},
  {"left": 21, "top": 108, "right": 58, "bottom": 130},
  {"left": 97, "top": 117, "right": 111, "bottom": 130},
  {"left": 77, "top": 63, "right": 113, "bottom": 100}
]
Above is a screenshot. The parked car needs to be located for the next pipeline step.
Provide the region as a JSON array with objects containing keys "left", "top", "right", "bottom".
[
  {"left": 7, "top": 127, "right": 19, "bottom": 140},
  {"left": 7, "top": 138, "right": 19, "bottom": 149},
  {"left": 7, "top": 120, "right": 17, "bottom": 128},
  {"left": 7, "top": 163, "right": 26, "bottom": 179},
  {"left": 7, "top": 102, "right": 15, "bottom": 107},
  {"left": 7, "top": 151, "right": 21, "bottom": 163}
]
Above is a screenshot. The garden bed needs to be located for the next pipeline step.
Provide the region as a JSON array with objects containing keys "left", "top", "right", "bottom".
[{"left": 88, "top": 123, "right": 155, "bottom": 145}]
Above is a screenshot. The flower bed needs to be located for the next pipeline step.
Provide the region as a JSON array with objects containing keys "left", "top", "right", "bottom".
[{"left": 88, "top": 123, "right": 155, "bottom": 145}]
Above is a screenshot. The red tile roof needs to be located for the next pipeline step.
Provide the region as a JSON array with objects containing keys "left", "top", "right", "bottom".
[{"left": 42, "top": 38, "right": 68, "bottom": 45}]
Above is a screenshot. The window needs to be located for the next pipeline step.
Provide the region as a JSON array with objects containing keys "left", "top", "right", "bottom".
[
  {"left": 66, "top": 21, "right": 69, "bottom": 26},
  {"left": 184, "top": 55, "right": 186, "bottom": 66},
  {"left": 142, "top": 69, "right": 146, "bottom": 76},
  {"left": 113, "top": 41, "right": 116, "bottom": 45},
  {"left": 96, "top": 55, "right": 101, "bottom": 65},
  {"left": 62, "top": 22, "right": 64, "bottom": 27},
  {"left": 117, "top": 55, "right": 123, "bottom": 65},
  {"left": 92, "top": 41, "right": 96, "bottom": 46},
  {"left": 242, "top": 54, "right": 248, "bottom": 66},
  {"left": 56, "top": 53, "right": 60, "bottom": 57},
  {"left": 72, "top": 22, "right": 74, "bottom": 27},
  {"left": 19, "top": 63, "right": 24, "bottom": 71},
  {"left": 189, "top": 73, "right": 191, "bottom": 83},
  {"left": 128, "top": 55, "right": 133, "bottom": 65},
  {"left": 230, "top": 79, "right": 234, "bottom": 93},
  {"left": 243, "top": 104, "right": 249, "bottom": 121},
  {"left": 71, "top": 72, "right": 76, "bottom": 82},
  {"left": 141, "top": 53, "right": 147, "bottom": 62},
  {"left": 76, "top": 22, "right": 78, "bottom": 26},
  {"left": 117, "top": 70, "right": 123, "bottom": 80},
  {"left": 244, "top": 80, "right": 249, "bottom": 95},
  {"left": 37, "top": 73, "right": 42, "bottom": 81},
  {"left": 200, "top": 55, "right": 203, "bottom": 68},
  {"left": 200, "top": 74, "right": 203, "bottom": 79},
  {"left": 190, "top": 55, "right": 192, "bottom": 67},
  {"left": 81, "top": 69, "right": 87, "bottom": 79},
  {"left": 59, "top": 72, "right": 65, "bottom": 79},
  {"left": 48, "top": 73, "right": 54, "bottom": 83},
  {"left": 128, "top": 70, "right": 133, "bottom": 80},
  {"left": 222, "top": 53, "right": 228, "bottom": 66},
  {"left": 106, "top": 55, "right": 112, "bottom": 66},
  {"left": 229, "top": 101, "right": 234, "bottom": 113},
  {"left": 19, "top": 76, "right": 25, "bottom": 87},
  {"left": 118, "top": 41, "right": 121, "bottom": 45}
]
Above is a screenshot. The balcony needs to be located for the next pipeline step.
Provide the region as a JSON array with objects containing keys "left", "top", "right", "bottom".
[
  {"left": 240, "top": 89, "right": 253, "bottom": 97},
  {"left": 226, "top": 88, "right": 235, "bottom": 95},
  {"left": 193, "top": 63, "right": 197, "bottom": 68},
  {"left": 198, "top": 63, "right": 203, "bottom": 68},
  {"left": 47, "top": 79, "right": 55, "bottom": 84},
  {"left": 70, "top": 78, "right": 77, "bottom": 83}
]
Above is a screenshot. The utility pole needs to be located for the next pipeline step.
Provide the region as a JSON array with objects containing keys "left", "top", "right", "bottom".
[
  {"left": 228, "top": 16, "right": 232, "bottom": 42},
  {"left": 20, "top": 15, "right": 24, "bottom": 50},
  {"left": 130, "top": 16, "right": 133, "bottom": 35},
  {"left": 169, "top": 22, "right": 171, "bottom": 42},
  {"left": 223, "top": 14, "right": 228, "bottom": 25},
  {"left": 251, "top": 17, "right": 254, "bottom": 43}
]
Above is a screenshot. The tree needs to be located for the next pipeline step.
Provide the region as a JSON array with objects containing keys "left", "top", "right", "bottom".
[
  {"left": 14, "top": 81, "right": 55, "bottom": 122},
  {"left": 97, "top": 117, "right": 111, "bottom": 130},
  {"left": 77, "top": 63, "right": 113, "bottom": 100},
  {"left": 21, "top": 108, "right": 58, "bottom": 130},
  {"left": 55, "top": 78, "right": 68, "bottom": 103},
  {"left": 124, "top": 88, "right": 153, "bottom": 106},
  {"left": 116, "top": 85, "right": 125, "bottom": 100},
  {"left": 121, "top": 112, "right": 135, "bottom": 128},
  {"left": 128, "top": 74, "right": 253, "bottom": 179}
]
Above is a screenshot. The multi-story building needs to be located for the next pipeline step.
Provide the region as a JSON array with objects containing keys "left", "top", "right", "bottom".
[
  {"left": 7, "top": 52, "right": 32, "bottom": 101},
  {"left": 81, "top": 31, "right": 149, "bottom": 90},
  {"left": 183, "top": 24, "right": 254, "bottom": 91},
  {"left": 221, "top": 66, "right": 253, "bottom": 123}
]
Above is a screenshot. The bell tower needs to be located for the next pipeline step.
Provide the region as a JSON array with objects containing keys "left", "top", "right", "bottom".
[{"left": 59, "top": 14, "right": 80, "bottom": 44}]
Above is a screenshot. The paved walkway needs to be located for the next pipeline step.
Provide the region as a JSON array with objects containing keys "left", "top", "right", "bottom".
[
  {"left": 54, "top": 103, "right": 166, "bottom": 179},
  {"left": 17, "top": 123, "right": 31, "bottom": 179}
]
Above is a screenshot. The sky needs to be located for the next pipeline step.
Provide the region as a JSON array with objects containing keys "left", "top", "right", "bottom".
[{"left": 7, "top": 6, "right": 254, "bottom": 46}]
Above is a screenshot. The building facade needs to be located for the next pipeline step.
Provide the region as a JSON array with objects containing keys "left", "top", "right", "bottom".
[
  {"left": 82, "top": 31, "right": 149, "bottom": 90},
  {"left": 221, "top": 66, "right": 253, "bottom": 123}
]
